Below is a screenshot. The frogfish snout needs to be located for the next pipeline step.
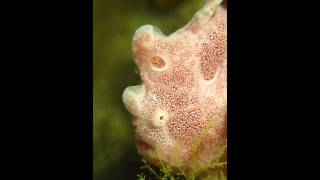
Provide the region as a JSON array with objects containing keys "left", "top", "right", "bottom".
[{"left": 122, "top": 85, "right": 145, "bottom": 117}]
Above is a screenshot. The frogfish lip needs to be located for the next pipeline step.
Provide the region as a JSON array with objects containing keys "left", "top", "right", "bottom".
[
  {"left": 136, "top": 138, "right": 154, "bottom": 151},
  {"left": 136, "top": 134, "right": 154, "bottom": 151}
]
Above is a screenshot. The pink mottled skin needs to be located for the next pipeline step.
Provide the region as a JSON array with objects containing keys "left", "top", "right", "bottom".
[{"left": 123, "top": 0, "right": 227, "bottom": 173}]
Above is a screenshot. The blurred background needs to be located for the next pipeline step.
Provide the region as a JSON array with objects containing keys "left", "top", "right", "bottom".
[{"left": 93, "top": 0, "right": 205, "bottom": 179}]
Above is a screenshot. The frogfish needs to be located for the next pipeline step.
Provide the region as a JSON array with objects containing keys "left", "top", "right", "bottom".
[{"left": 122, "top": 0, "right": 227, "bottom": 176}]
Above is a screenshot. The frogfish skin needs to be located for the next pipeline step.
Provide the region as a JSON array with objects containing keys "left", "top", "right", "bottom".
[{"left": 122, "top": 0, "right": 227, "bottom": 174}]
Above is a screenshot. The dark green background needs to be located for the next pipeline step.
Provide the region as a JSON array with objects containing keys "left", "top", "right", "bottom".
[{"left": 93, "top": 0, "right": 204, "bottom": 179}]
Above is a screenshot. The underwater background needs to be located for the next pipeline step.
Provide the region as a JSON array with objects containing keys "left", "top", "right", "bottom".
[{"left": 93, "top": 0, "right": 205, "bottom": 179}]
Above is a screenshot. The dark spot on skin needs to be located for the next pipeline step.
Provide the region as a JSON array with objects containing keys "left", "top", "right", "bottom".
[
  {"left": 151, "top": 56, "right": 165, "bottom": 68},
  {"left": 160, "top": 116, "right": 164, "bottom": 120}
]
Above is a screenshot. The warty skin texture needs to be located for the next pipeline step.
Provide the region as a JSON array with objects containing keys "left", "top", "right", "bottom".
[{"left": 123, "top": 0, "right": 227, "bottom": 174}]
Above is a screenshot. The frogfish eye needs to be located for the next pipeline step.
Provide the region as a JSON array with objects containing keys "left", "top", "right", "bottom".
[{"left": 151, "top": 109, "right": 169, "bottom": 127}]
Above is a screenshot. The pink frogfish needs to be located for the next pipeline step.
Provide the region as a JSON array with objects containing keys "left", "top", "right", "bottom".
[{"left": 123, "top": 0, "right": 227, "bottom": 175}]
